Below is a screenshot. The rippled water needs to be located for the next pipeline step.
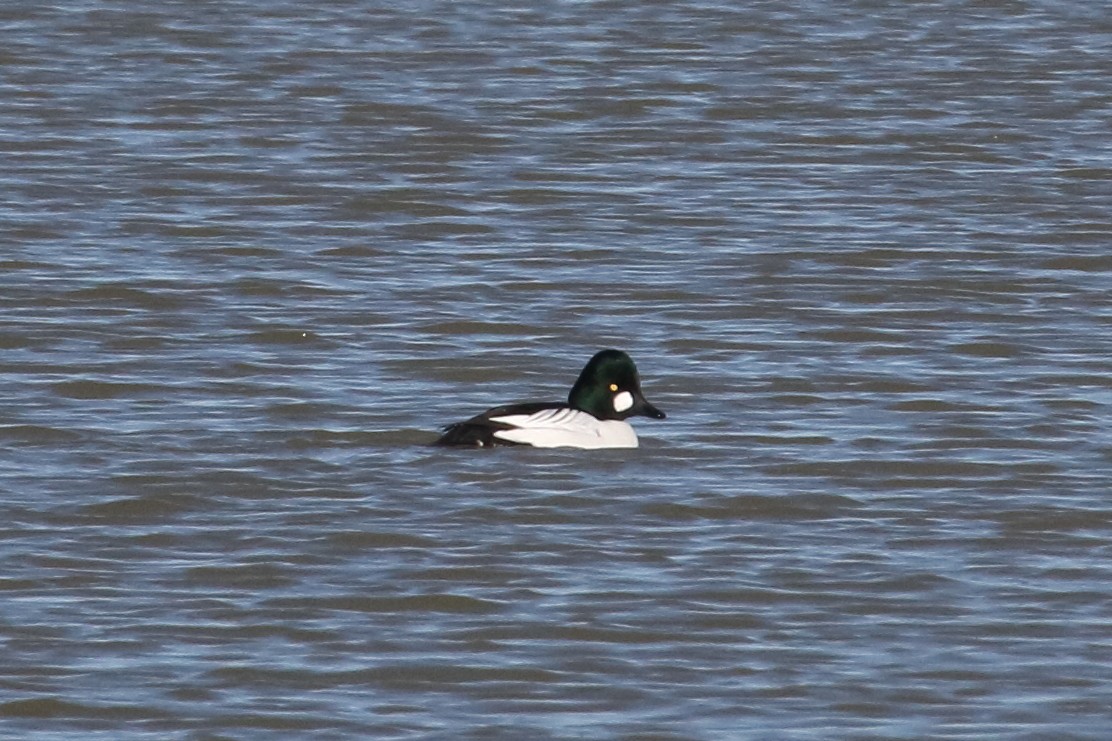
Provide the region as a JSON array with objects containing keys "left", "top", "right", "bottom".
[{"left": 3, "top": 1, "right": 1111, "bottom": 738}]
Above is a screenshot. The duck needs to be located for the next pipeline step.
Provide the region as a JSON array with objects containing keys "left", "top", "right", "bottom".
[{"left": 434, "top": 349, "right": 666, "bottom": 449}]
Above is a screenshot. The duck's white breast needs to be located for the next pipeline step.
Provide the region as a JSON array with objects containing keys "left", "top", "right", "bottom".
[{"left": 490, "top": 407, "right": 639, "bottom": 449}]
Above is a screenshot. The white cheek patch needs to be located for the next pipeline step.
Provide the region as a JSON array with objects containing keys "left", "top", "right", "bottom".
[{"left": 613, "top": 390, "right": 634, "bottom": 413}]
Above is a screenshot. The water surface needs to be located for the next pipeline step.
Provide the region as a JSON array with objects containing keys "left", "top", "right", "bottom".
[{"left": 2, "top": 1, "right": 1111, "bottom": 739}]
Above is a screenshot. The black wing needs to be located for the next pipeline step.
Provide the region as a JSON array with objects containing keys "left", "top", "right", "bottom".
[{"left": 433, "top": 402, "right": 564, "bottom": 447}]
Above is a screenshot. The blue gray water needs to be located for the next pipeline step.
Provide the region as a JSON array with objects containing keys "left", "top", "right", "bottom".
[{"left": 2, "top": 1, "right": 1111, "bottom": 739}]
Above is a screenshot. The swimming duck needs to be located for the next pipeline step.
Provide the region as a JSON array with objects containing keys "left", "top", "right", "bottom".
[{"left": 434, "top": 349, "right": 665, "bottom": 449}]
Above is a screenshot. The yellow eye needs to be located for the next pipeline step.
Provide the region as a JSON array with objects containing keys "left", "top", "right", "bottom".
[{"left": 609, "top": 383, "right": 619, "bottom": 392}]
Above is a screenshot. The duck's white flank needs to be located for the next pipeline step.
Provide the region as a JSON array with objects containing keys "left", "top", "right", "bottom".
[{"left": 489, "top": 407, "right": 639, "bottom": 449}]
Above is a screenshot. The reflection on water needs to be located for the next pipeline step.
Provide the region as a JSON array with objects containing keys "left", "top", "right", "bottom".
[{"left": 2, "top": 1, "right": 1111, "bottom": 738}]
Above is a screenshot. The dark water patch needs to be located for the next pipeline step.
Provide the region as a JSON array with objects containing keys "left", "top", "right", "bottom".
[
  {"left": 803, "top": 328, "right": 907, "bottom": 345},
  {"left": 722, "top": 433, "right": 833, "bottom": 446},
  {"left": 78, "top": 492, "right": 209, "bottom": 523},
  {"left": 0, "top": 424, "right": 83, "bottom": 445},
  {"left": 766, "top": 394, "right": 829, "bottom": 407},
  {"left": 0, "top": 697, "right": 166, "bottom": 721},
  {"left": 847, "top": 378, "right": 936, "bottom": 394},
  {"left": 1040, "top": 254, "right": 1112, "bottom": 272},
  {"left": 207, "top": 662, "right": 566, "bottom": 693},
  {"left": 642, "top": 492, "right": 860, "bottom": 522},
  {"left": 263, "top": 401, "right": 343, "bottom": 422},
  {"left": 266, "top": 594, "right": 504, "bottom": 616},
  {"left": 0, "top": 256, "right": 54, "bottom": 271},
  {"left": 1029, "top": 374, "right": 1112, "bottom": 389},
  {"left": 64, "top": 284, "right": 193, "bottom": 311},
  {"left": 314, "top": 243, "right": 388, "bottom": 259},
  {"left": 325, "top": 530, "right": 443, "bottom": 551},
  {"left": 50, "top": 379, "right": 165, "bottom": 400},
  {"left": 423, "top": 319, "right": 544, "bottom": 337},
  {"left": 0, "top": 577, "right": 38, "bottom": 592},
  {"left": 890, "top": 399, "right": 969, "bottom": 412},
  {"left": 763, "top": 459, "right": 1053, "bottom": 489},
  {"left": 949, "top": 341, "right": 1025, "bottom": 358},
  {"left": 993, "top": 507, "right": 1112, "bottom": 537},
  {"left": 335, "top": 191, "right": 473, "bottom": 219},
  {"left": 185, "top": 244, "right": 289, "bottom": 261},
  {"left": 241, "top": 327, "right": 329, "bottom": 346},
  {"left": 184, "top": 562, "right": 295, "bottom": 590},
  {"left": 230, "top": 277, "right": 352, "bottom": 301},
  {"left": 283, "top": 428, "right": 429, "bottom": 450},
  {"left": 364, "top": 658, "right": 564, "bottom": 689}
]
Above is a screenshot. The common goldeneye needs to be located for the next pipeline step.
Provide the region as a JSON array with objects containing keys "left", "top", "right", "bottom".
[{"left": 434, "top": 349, "right": 666, "bottom": 449}]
